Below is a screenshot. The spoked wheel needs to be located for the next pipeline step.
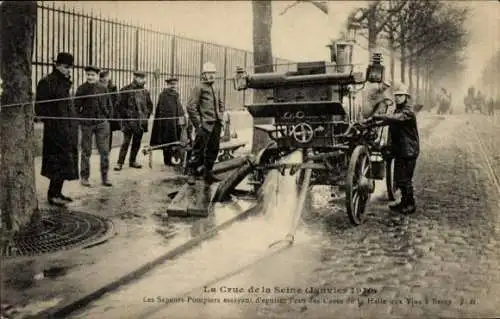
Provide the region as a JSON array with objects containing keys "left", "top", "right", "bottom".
[
  {"left": 385, "top": 157, "right": 398, "bottom": 201},
  {"left": 346, "top": 145, "right": 374, "bottom": 226},
  {"left": 212, "top": 161, "right": 254, "bottom": 203}
]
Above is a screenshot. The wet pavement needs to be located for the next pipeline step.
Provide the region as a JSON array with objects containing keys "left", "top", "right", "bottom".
[
  {"left": 67, "top": 114, "right": 500, "bottom": 319},
  {"left": 2, "top": 122, "right": 254, "bottom": 318}
]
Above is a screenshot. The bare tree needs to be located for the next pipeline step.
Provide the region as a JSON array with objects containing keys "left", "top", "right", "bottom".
[
  {"left": 407, "top": 2, "right": 468, "bottom": 100},
  {"left": 479, "top": 49, "right": 500, "bottom": 99},
  {"left": 0, "top": 1, "right": 39, "bottom": 235},
  {"left": 377, "top": 0, "right": 467, "bottom": 102},
  {"left": 347, "top": 1, "right": 408, "bottom": 56}
]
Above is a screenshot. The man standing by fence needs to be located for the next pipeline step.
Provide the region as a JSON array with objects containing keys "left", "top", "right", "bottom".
[
  {"left": 75, "top": 66, "right": 113, "bottom": 187},
  {"left": 99, "top": 70, "right": 119, "bottom": 150},
  {"left": 35, "top": 52, "right": 79, "bottom": 207},
  {"left": 149, "top": 77, "right": 187, "bottom": 167},
  {"left": 186, "top": 62, "right": 225, "bottom": 185},
  {"left": 114, "top": 71, "right": 153, "bottom": 171}
]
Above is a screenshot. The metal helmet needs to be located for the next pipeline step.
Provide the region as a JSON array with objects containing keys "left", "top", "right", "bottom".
[
  {"left": 202, "top": 62, "right": 217, "bottom": 73},
  {"left": 393, "top": 83, "right": 410, "bottom": 97}
]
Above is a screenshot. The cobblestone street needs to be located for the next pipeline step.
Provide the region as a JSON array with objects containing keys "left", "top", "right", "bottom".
[{"left": 68, "top": 114, "right": 500, "bottom": 319}]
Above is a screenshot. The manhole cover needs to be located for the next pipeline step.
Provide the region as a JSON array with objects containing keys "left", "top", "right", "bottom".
[{"left": 1, "top": 208, "right": 113, "bottom": 258}]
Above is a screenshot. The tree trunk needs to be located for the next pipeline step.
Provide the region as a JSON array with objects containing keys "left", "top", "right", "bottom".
[
  {"left": 424, "top": 67, "right": 429, "bottom": 106},
  {"left": 400, "top": 43, "right": 406, "bottom": 85},
  {"left": 251, "top": 0, "right": 274, "bottom": 154},
  {"left": 416, "top": 62, "right": 421, "bottom": 103},
  {"left": 408, "top": 53, "right": 413, "bottom": 97},
  {"left": 367, "top": 5, "right": 378, "bottom": 56},
  {"left": 426, "top": 68, "right": 433, "bottom": 107},
  {"left": 389, "top": 34, "right": 396, "bottom": 83},
  {"left": 0, "top": 1, "right": 39, "bottom": 234}
]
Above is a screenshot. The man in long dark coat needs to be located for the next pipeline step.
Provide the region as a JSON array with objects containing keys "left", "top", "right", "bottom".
[
  {"left": 35, "top": 52, "right": 79, "bottom": 207},
  {"left": 99, "top": 70, "right": 119, "bottom": 150},
  {"left": 150, "top": 77, "right": 186, "bottom": 166}
]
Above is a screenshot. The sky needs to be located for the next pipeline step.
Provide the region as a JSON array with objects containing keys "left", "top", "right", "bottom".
[
  {"left": 55, "top": 0, "right": 498, "bottom": 88},
  {"left": 57, "top": 0, "right": 367, "bottom": 61}
]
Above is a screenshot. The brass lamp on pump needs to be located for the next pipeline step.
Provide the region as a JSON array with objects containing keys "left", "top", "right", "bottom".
[
  {"left": 326, "top": 21, "right": 360, "bottom": 73},
  {"left": 233, "top": 66, "right": 249, "bottom": 91},
  {"left": 366, "top": 53, "right": 385, "bottom": 84}
]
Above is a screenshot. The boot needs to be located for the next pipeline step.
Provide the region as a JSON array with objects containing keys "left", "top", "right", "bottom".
[
  {"left": 388, "top": 201, "right": 405, "bottom": 211},
  {"left": 48, "top": 197, "right": 67, "bottom": 208},
  {"left": 80, "top": 179, "right": 91, "bottom": 187},
  {"left": 114, "top": 164, "right": 123, "bottom": 171},
  {"left": 102, "top": 174, "right": 113, "bottom": 187},
  {"left": 186, "top": 167, "right": 196, "bottom": 185},
  {"left": 129, "top": 162, "right": 142, "bottom": 169},
  {"left": 401, "top": 191, "right": 416, "bottom": 214},
  {"left": 401, "top": 204, "right": 416, "bottom": 214},
  {"left": 56, "top": 194, "right": 73, "bottom": 202}
]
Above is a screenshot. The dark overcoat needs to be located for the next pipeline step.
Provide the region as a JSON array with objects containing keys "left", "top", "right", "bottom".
[
  {"left": 117, "top": 81, "right": 153, "bottom": 134},
  {"left": 35, "top": 69, "right": 79, "bottom": 181},
  {"left": 150, "top": 88, "right": 185, "bottom": 146},
  {"left": 106, "top": 82, "right": 121, "bottom": 131}
]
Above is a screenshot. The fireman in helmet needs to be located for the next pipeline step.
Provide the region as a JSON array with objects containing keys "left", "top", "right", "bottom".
[
  {"left": 369, "top": 83, "right": 420, "bottom": 214},
  {"left": 186, "top": 62, "right": 225, "bottom": 185}
]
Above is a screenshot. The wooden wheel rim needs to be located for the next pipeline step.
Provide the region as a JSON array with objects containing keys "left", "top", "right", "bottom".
[{"left": 346, "top": 145, "right": 371, "bottom": 225}]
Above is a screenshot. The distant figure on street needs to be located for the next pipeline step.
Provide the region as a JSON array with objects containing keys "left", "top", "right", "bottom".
[
  {"left": 464, "top": 87, "right": 475, "bottom": 113},
  {"left": 35, "top": 52, "right": 79, "bottom": 207},
  {"left": 476, "top": 90, "right": 485, "bottom": 114},
  {"left": 370, "top": 83, "right": 420, "bottom": 214},
  {"left": 186, "top": 62, "right": 225, "bottom": 185},
  {"left": 75, "top": 66, "right": 113, "bottom": 187},
  {"left": 437, "top": 88, "right": 451, "bottom": 114},
  {"left": 99, "top": 70, "right": 119, "bottom": 150},
  {"left": 149, "top": 77, "right": 186, "bottom": 166},
  {"left": 114, "top": 71, "right": 153, "bottom": 171},
  {"left": 487, "top": 97, "right": 495, "bottom": 116}
]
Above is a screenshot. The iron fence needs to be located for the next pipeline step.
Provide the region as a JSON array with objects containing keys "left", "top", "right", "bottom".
[{"left": 33, "top": 1, "right": 294, "bottom": 109}]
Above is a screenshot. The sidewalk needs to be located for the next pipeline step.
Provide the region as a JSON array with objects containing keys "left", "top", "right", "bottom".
[{"left": 2, "top": 126, "right": 254, "bottom": 318}]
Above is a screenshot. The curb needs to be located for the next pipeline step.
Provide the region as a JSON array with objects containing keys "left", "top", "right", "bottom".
[{"left": 35, "top": 199, "right": 263, "bottom": 319}]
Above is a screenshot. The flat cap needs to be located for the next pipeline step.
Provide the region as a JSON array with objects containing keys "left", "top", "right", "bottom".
[
  {"left": 84, "top": 65, "right": 100, "bottom": 73},
  {"left": 133, "top": 71, "right": 146, "bottom": 77}
]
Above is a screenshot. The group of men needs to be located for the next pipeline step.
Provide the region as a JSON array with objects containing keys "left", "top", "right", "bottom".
[
  {"left": 464, "top": 87, "right": 496, "bottom": 115},
  {"left": 35, "top": 52, "right": 225, "bottom": 207},
  {"left": 33, "top": 51, "right": 419, "bottom": 214}
]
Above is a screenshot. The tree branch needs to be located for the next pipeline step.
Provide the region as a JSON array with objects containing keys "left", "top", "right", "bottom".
[
  {"left": 374, "top": 0, "right": 407, "bottom": 35},
  {"left": 278, "top": 1, "right": 301, "bottom": 16}
]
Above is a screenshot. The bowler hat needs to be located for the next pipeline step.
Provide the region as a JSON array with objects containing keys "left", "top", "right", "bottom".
[
  {"left": 100, "top": 70, "right": 110, "bottom": 78},
  {"left": 84, "top": 65, "right": 100, "bottom": 73},
  {"left": 54, "top": 52, "right": 74, "bottom": 66},
  {"left": 133, "top": 71, "right": 146, "bottom": 77},
  {"left": 165, "top": 77, "right": 178, "bottom": 83}
]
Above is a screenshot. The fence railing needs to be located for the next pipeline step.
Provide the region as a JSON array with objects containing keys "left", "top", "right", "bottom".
[{"left": 33, "top": 1, "right": 295, "bottom": 109}]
